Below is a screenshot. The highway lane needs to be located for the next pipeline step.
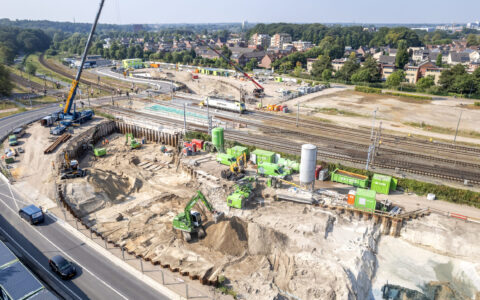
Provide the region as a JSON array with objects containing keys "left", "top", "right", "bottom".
[
  {"left": 0, "top": 175, "right": 170, "bottom": 299},
  {"left": 0, "top": 103, "right": 171, "bottom": 299}
]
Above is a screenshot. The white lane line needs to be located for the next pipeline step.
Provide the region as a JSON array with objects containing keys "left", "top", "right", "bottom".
[
  {"left": 0, "top": 108, "right": 55, "bottom": 131},
  {"left": 0, "top": 226, "right": 83, "bottom": 300},
  {"left": 0, "top": 196, "right": 129, "bottom": 300},
  {"left": 0, "top": 190, "right": 30, "bottom": 205},
  {"left": 6, "top": 181, "right": 19, "bottom": 211}
]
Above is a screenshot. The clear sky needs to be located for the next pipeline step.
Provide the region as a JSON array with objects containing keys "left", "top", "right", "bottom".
[{"left": 1, "top": 0, "right": 479, "bottom": 24}]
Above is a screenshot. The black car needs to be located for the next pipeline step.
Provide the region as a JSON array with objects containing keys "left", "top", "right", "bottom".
[{"left": 49, "top": 255, "right": 76, "bottom": 279}]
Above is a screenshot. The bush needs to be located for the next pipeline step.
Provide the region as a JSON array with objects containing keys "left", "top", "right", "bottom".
[
  {"left": 384, "top": 92, "right": 432, "bottom": 100},
  {"left": 474, "top": 102, "right": 480, "bottom": 106},
  {"left": 354, "top": 86, "right": 382, "bottom": 94}
]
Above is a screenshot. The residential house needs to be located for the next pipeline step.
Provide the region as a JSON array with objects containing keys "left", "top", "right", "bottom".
[
  {"left": 469, "top": 62, "right": 480, "bottom": 73},
  {"left": 412, "top": 49, "right": 430, "bottom": 62},
  {"left": 356, "top": 46, "right": 368, "bottom": 57},
  {"left": 195, "top": 46, "right": 219, "bottom": 59},
  {"left": 215, "top": 37, "right": 227, "bottom": 48},
  {"left": 378, "top": 55, "right": 396, "bottom": 65},
  {"left": 258, "top": 53, "right": 277, "bottom": 69},
  {"left": 332, "top": 58, "right": 347, "bottom": 72},
  {"left": 143, "top": 42, "right": 158, "bottom": 52},
  {"left": 381, "top": 64, "right": 396, "bottom": 81},
  {"left": 469, "top": 51, "right": 480, "bottom": 63},
  {"left": 306, "top": 58, "right": 318, "bottom": 73},
  {"left": 232, "top": 51, "right": 266, "bottom": 66},
  {"left": 405, "top": 61, "right": 437, "bottom": 84},
  {"left": 270, "top": 33, "right": 292, "bottom": 49},
  {"left": 424, "top": 67, "right": 444, "bottom": 85},
  {"left": 293, "top": 40, "right": 313, "bottom": 52},
  {"left": 250, "top": 33, "right": 271, "bottom": 49},
  {"left": 447, "top": 52, "right": 471, "bottom": 65},
  {"left": 388, "top": 48, "right": 397, "bottom": 57},
  {"left": 158, "top": 41, "right": 173, "bottom": 52}
]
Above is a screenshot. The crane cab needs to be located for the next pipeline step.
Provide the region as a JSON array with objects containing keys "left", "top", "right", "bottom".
[{"left": 190, "top": 211, "right": 202, "bottom": 227}]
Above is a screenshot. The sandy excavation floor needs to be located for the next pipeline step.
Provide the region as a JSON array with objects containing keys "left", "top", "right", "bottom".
[{"left": 60, "top": 134, "right": 385, "bottom": 299}]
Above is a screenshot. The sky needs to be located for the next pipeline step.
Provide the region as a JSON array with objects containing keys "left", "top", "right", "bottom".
[{"left": 1, "top": 0, "right": 479, "bottom": 25}]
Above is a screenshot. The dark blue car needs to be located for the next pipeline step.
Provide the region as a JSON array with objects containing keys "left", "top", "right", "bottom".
[
  {"left": 49, "top": 255, "right": 76, "bottom": 279},
  {"left": 19, "top": 205, "right": 44, "bottom": 224}
]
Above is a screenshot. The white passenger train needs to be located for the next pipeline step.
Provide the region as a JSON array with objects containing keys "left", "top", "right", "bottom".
[{"left": 200, "top": 97, "right": 246, "bottom": 114}]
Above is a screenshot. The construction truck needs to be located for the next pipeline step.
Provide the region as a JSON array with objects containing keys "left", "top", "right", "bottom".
[
  {"left": 172, "top": 191, "right": 223, "bottom": 242},
  {"left": 221, "top": 153, "right": 247, "bottom": 181},
  {"left": 257, "top": 162, "right": 289, "bottom": 179},
  {"left": 125, "top": 133, "right": 141, "bottom": 149},
  {"left": 227, "top": 176, "right": 256, "bottom": 209},
  {"left": 60, "top": 153, "right": 86, "bottom": 180}
]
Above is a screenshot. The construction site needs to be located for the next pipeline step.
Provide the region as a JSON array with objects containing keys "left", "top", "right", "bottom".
[{"left": 2, "top": 2, "right": 480, "bottom": 299}]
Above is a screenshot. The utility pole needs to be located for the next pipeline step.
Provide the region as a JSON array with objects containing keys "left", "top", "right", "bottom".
[
  {"left": 366, "top": 108, "right": 379, "bottom": 171},
  {"left": 453, "top": 110, "right": 463, "bottom": 144},
  {"left": 88, "top": 85, "right": 91, "bottom": 107},
  {"left": 206, "top": 97, "right": 212, "bottom": 135},
  {"left": 296, "top": 102, "right": 299, "bottom": 127},
  {"left": 369, "top": 107, "right": 378, "bottom": 141}
]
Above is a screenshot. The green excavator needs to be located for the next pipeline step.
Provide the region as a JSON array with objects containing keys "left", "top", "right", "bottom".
[
  {"left": 125, "top": 133, "right": 141, "bottom": 149},
  {"left": 172, "top": 191, "right": 224, "bottom": 242}
]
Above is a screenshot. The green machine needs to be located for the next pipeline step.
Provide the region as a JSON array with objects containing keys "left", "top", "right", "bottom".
[
  {"left": 227, "top": 177, "right": 256, "bottom": 209},
  {"left": 94, "top": 147, "right": 107, "bottom": 157},
  {"left": 257, "top": 162, "right": 288, "bottom": 179},
  {"left": 216, "top": 153, "right": 236, "bottom": 166},
  {"left": 172, "top": 191, "right": 223, "bottom": 242},
  {"left": 211, "top": 127, "right": 224, "bottom": 153},
  {"left": 125, "top": 133, "right": 141, "bottom": 149}
]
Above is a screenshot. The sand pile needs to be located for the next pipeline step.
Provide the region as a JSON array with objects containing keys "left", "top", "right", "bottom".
[
  {"left": 202, "top": 217, "right": 248, "bottom": 257},
  {"left": 86, "top": 169, "right": 141, "bottom": 201}
]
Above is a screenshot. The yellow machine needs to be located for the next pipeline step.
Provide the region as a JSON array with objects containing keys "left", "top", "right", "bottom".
[{"left": 221, "top": 153, "right": 247, "bottom": 181}]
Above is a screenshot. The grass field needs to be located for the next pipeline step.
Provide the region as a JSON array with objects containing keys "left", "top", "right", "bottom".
[{"left": 404, "top": 121, "right": 480, "bottom": 139}]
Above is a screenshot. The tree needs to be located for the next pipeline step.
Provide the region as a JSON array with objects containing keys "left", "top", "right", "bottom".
[
  {"left": 395, "top": 40, "right": 409, "bottom": 69},
  {"left": 336, "top": 57, "right": 360, "bottom": 81},
  {"left": 221, "top": 45, "right": 232, "bottom": 60},
  {"left": 439, "top": 64, "right": 467, "bottom": 91},
  {"left": 293, "top": 64, "right": 303, "bottom": 77},
  {"left": 0, "top": 64, "right": 13, "bottom": 96},
  {"left": 351, "top": 68, "right": 372, "bottom": 83},
  {"left": 0, "top": 45, "right": 14, "bottom": 65},
  {"left": 322, "top": 69, "right": 332, "bottom": 82},
  {"left": 25, "top": 62, "right": 37, "bottom": 75},
  {"left": 361, "top": 56, "right": 382, "bottom": 82},
  {"left": 452, "top": 74, "right": 477, "bottom": 95},
  {"left": 386, "top": 70, "right": 406, "bottom": 88},
  {"left": 279, "top": 61, "right": 293, "bottom": 73},
  {"left": 245, "top": 58, "right": 258, "bottom": 71},
  {"left": 310, "top": 55, "right": 331, "bottom": 78},
  {"left": 435, "top": 53, "right": 443, "bottom": 67},
  {"left": 466, "top": 34, "right": 479, "bottom": 47},
  {"left": 416, "top": 75, "right": 435, "bottom": 91}
]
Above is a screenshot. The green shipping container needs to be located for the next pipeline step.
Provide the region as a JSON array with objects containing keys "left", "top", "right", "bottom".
[
  {"left": 371, "top": 173, "right": 397, "bottom": 195},
  {"left": 227, "top": 146, "right": 249, "bottom": 158},
  {"left": 211, "top": 127, "right": 224, "bottom": 153},
  {"left": 354, "top": 188, "right": 376, "bottom": 212},
  {"left": 252, "top": 149, "right": 275, "bottom": 164},
  {"left": 331, "top": 169, "right": 369, "bottom": 188}
]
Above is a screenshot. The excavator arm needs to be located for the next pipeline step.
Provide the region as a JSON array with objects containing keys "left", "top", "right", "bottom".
[{"left": 183, "top": 191, "right": 222, "bottom": 228}]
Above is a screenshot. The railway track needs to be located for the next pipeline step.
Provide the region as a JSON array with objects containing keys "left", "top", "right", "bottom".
[
  {"left": 251, "top": 110, "right": 480, "bottom": 156},
  {"left": 38, "top": 55, "right": 114, "bottom": 93},
  {"left": 99, "top": 106, "right": 480, "bottom": 185}
]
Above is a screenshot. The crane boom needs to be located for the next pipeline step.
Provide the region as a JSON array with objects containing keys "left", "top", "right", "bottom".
[
  {"left": 64, "top": 0, "right": 105, "bottom": 115},
  {"left": 184, "top": 191, "right": 216, "bottom": 228},
  {"left": 201, "top": 41, "right": 264, "bottom": 92}
]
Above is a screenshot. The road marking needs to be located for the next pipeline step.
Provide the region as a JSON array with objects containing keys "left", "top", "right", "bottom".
[
  {"left": 6, "top": 180, "right": 19, "bottom": 211},
  {"left": 0, "top": 226, "right": 83, "bottom": 300},
  {"left": 0, "top": 194, "right": 129, "bottom": 300},
  {"left": 0, "top": 107, "right": 55, "bottom": 130}
]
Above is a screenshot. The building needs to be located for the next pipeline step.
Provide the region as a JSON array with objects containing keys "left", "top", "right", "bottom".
[
  {"left": 424, "top": 67, "right": 444, "bottom": 84},
  {"left": 231, "top": 51, "right": 266, "bottom": 66},
  {"left": 250, "top": 33, "right": 271, "bottom": 49},
  {"left": 447, "top": 52, "right": 471, "bottom": 65},
  {"left": 122, "top": 58, "right": 143, "bottom": 69},
  {"left": 332, "top": 58, "right": 347, "bottom": 72},
  {"left": 412, "top": 49, "right": 430, "bottom": 62},
  {"left": 292, "top": 40, "right": 313, "bottom": 52},
  {"left": 0, "top": 241, "right": 57, "bottom": 300},
  {"left": 405, "top": 61, "right": 438, "bottom": 84},
  {"left": 258, "top": 54, "right": 277, "bottom": 69},
  {"left": 469, "top": 51, "right": 480, "bottom": 63},
  {"left": 381, "top": 64, "right": 396, "bottom": 81},
  {"left": 306, "top": 58, "right": 318, "bottom": 73},
  {"left": 378, "top": 55, "right": 396, "bottom": 65},
  {"left": 270, "top": 33, "right": 292, "bottom": 49}
]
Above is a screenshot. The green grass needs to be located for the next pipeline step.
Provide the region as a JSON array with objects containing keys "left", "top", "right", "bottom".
[
  {"left": 216, "top": 275, "right": 237, "bottom": 299},
  {"left": 474, "top": 102, "right": 480, "bottom": 107},
  {"left": 93, "top": 109, "right": 115, "bottom": 120},
  {"left": 0, "top": 101, "right": 19, "bottom": 110},
  {"left": 25, "top": 53, "right": 72, "bottom": 84},
  {"left": 314, "top": 107, "right": 365, "bottom": 117},
  {"left": 355, "top": 86, "right": 432, "bottom": 100},
  {"left": 6, "top": 65, "right": 47, "bottom": 86},
  {"left": 404, "top": 122, "right": 480, "bottom": 139}
]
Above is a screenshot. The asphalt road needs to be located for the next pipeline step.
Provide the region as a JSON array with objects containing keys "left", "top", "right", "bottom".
[
  {"left": 93, "top": 67, "right": 174, "bottom": 93},
  {"left": 0, "top": 106, "right": 170, "bottom": 299}
]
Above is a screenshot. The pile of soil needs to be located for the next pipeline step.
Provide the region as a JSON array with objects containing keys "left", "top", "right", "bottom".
[
  {"left": 202, "top": 217, "right": 248, "bottom": 257},
  {"left": 86, "top": 169, "right": 141, "bottom": 201}
]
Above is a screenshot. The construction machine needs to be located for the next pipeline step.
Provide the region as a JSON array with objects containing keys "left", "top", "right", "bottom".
[
  {"left": 125, "top": 133, "right": 141, "bottom": 149},
  {"left": 60, "top": 153, "right": 86, "bottom": 180},
  {"left": 172, "top": 191, "right": 224, "bottom": 242},
  {"left": 221, "top": 153, "right": 247, "bottom": 181},
  {"left": 227, "top": 176, "right": 256, "bottom": 209},
  {"left": 49, "top": 0, "right": 102, "bottom": 134}
]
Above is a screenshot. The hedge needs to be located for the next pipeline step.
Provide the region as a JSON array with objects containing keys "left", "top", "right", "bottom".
[
  {"left": 354, "top": 86, "right": 382, "bottom": 94},
  {"left": 384, "top": 92, "right": 432, "bottom": 100}
]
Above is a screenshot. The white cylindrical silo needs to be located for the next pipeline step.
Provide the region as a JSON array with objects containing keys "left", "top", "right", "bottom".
[{"left": 300, "top": 144, "right": 317, "bottom": 185}]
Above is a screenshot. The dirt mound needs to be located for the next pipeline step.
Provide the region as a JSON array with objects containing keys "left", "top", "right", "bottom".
[
  {"left": 202, "top": 217, "right": 248, "bottom": 257},
  {"left": 86, "top": 169, "right": 141, "bottom": 201},
  {"left": 247, "top": 222, "right": 289, "bottom": 255}
]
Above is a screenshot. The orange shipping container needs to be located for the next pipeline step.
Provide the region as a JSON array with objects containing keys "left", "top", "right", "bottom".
[{"left": 347, "top": 190, "right": 356, "bottom": 205}]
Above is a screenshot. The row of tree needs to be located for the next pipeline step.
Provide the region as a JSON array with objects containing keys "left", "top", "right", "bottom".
[{"left": 0, "top": 26, "right": 51, "bottom": 65}]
